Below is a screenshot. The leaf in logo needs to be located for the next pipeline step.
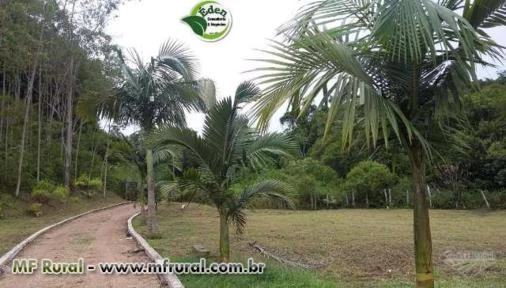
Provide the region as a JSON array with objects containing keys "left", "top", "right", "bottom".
[{"left": 182, "top": 16, "right": 207, "bottom": 36}]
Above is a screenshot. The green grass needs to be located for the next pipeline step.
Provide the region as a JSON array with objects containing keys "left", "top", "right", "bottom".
[
  {"left": 0, "top": 193, "right": 125, "bottom": 255},
  {"left": 134, "top": 203, "right": 506, "bottom": 287},
  {"left": 170, "top": 256, "right": 336, "bottom": 288}
]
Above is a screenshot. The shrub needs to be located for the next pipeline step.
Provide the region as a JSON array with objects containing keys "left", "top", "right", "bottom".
[
  {"left": 31, "top": 181, "right": 69, "bottom": 203},
  {"left": 231, "top": 158, "right": 343, "bottom": 209},
  {"left": 488, "top": 189, "right": 506, "bottom": 209},
  {"left": 88, "top": 178, "right": 103, "bottom": 191},
  {"left": 345, "top": 161, "right": 397, "bottom": 207},
  {"left": 391, "top": 177, "right": 413, "bottom": 207},
  {"left": 68, "top": 196, "right": 81, "bottom": 205},
  {"left": 431, "top": 189, "right": 455, "bottom": 209},
  {"left": 75, "top": 175, "right": 102, "bottom": 198},
  {"left": 0, "top": 194, "right": 15, "bottom": 218},
  {"left": 75, "top": 175, "right": 91, "bottom": 190},
  {"left": 31, "top": 180, "right": 56, "bottom": 203},
  {"left": 31, "top": 189, "right": 52, "bottom": 203},
  {"left": 52, "top": 186, "right": 69, "bottom": 203},
  {"left": 27, "top": 203, "right": 43, "bottom": 217}
]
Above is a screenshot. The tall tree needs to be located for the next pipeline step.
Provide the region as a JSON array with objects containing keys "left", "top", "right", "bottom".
[
  {"left": 1, "top": 0, "right": 123, "bottom": 194},
  {"left": 252, "top": 1, "right": 505, "bottom": 287},
  {"left": 13, "top": 0, "right": 45, "bottom": 197},
  {"left": 102, "top": 40, "right": 210, "bottom": 235}
]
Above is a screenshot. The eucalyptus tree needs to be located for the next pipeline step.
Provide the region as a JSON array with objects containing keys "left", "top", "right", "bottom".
[
  {"left": 102, "top": 40, "right": 211, "bottom": 235},
  {"left": 151, "top": 82, "right": 296, "bottom": 262},
  {"left": 252, "top": 1, "right": 505, "bottom": 286}
]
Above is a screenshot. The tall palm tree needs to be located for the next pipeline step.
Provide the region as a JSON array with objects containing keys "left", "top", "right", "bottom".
[
  {"left": 151, "top": 81, "right": 296, "bottom": 262},
  {"left": 252, "top": 1, "right": 505, "bottom": 287},
  {"left": 102, "top": 40, "right": 213, "bottom": 235}
]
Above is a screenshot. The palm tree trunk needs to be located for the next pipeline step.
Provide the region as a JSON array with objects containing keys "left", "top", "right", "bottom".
[
  {"left": 219, "top": 207, "right": 230, "bottom": 262},
  {"left": 408, "top": 143, "right": 434, "bottom": 288},
  {"left": 146, "top": 148, "right": 158, "bottom": 235}
]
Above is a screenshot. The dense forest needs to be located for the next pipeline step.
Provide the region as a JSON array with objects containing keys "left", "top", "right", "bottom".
[
  {"left": 238, "top": 74, "right": 506, "bottom": 210},
  {"left": 0, "top": 0, "right": 135, "bottom": 213},
  {"left": 0, "top": 0, "right": 505, "bottom": 220}
]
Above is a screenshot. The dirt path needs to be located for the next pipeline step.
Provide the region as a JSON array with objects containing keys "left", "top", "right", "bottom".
[{"left": 0, "top": 204, "right": 162, "bottom": 288}]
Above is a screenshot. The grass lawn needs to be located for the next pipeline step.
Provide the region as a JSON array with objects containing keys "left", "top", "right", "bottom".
[
  {"left": 135, "top": 203, "right": 506, "bottom": 287},
  {"left": 0, "top": 193, "right": 125, "bottom": 255}
]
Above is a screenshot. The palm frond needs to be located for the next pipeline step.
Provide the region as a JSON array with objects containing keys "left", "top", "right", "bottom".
[
  {"left": 244, "top": 132, "right": 298, "bottom": 169},
  {"left": 103, "top": 39, "right": 202, "bottom": 131},
  {"left": 464, "top": 0, "right": 506, "bottom": 29},
  {"left": 234, "top": 81, "right": 260, "bottom": 107},
  {"left": 149, "top": 125, "right": 221, "bottom": 184},
  {"left": 228, "top": 180, "right": 295, "bottom": 234},
  {"left": 152, "top": 144, "right": 182, "bottom": 168},
  {"left": 252, "top": 0, "right": 498, "bottom": 160},
  {"left": 251, "top": 29, "right": 372, "bottom": 132},
  {"left": 279, "top": 0, "right": 373, "bottom": 40},
  {"left": 157, "top": 39, "right": 198, "bottom": 81}
]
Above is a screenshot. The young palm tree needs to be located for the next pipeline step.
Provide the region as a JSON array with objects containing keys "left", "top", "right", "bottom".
[
  {"left": 151, "top": 82, "right": 297, "bottom": 262},
  {"left": 102, "top": 40, "right": 213, "bottom": 235},
  {"left": 252, "top": 1, "right": 505, "bottom": 287}
]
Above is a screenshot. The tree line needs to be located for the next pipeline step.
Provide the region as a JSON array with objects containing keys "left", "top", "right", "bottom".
[{"left": 0, "top": 0, "right": 124, "bottom": 198}]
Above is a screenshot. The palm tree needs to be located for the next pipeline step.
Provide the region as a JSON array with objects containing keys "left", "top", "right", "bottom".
[
  {"left": 109, "top": 132, "right": 182, "bottom": 211},
  {"left": 251, "top": 1, "right": 505, "bottom": 287},
  {"left": 102, "top": 40, "right": 213, "bottom": 235},
  {"left": 151, "top": 82, "right": 296, "bottom": 262}
]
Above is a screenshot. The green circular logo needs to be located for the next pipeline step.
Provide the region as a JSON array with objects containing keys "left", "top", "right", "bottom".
[{"left": 182, "top": 1, "right": 232, "bottom": 42}]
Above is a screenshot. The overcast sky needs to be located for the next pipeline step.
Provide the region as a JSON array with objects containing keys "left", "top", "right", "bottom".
[{"left": 106, "top": 0, "right": 506, "bottom": 134}]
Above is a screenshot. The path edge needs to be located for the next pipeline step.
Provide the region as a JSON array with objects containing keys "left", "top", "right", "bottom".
[
  {"left": 127, "top": 212, "right": 184, "bottom": 288},
  {"left": 0, "top": 201, "right": 130, "bottom": 272}
]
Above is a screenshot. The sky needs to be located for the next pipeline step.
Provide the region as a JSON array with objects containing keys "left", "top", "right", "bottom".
[{"left": 106, "top": 0, "right": 506, "bottom": 134}]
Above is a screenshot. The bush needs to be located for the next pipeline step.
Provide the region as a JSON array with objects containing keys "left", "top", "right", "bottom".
[
  {"left": 31, "top": 181, "right": 69, "bottom": 203},
  {"left": 391, "top": 177, "right": 413, "bottom": 207},
  {"left": 75, "top": 175, "right": 102, "bottom": 198},
  {"left": 231, "top": 158, "right": 343, "bottom": 209},
  {"left": 27, "top": 203, "right": 43, "bottom": 217},
  {"left": 75, "top": 175, "right": 91, "bottom": 189},
  {"left": 89, "top": 178, "right": 103, "bottom": 191},
  {"left": 31, "top": 180, "right": 56, "bottom": 203},
  {"left": 344, "top": 161, "right": 397, "bottom": 208},
  {"left": 31, "top": 189, "right": 52, "bottom": 203},
  {"left": 68, "top": 196, "right": 81, "bottom": 205},
  {"left": 52, "top": 186, "right": 70, "bottom": 203},
  {"left": 431, "top": 189, "right": 455, "bottom": 209},
  {"left": 487, "top": 189, "right": 506, "bottom": 209}
]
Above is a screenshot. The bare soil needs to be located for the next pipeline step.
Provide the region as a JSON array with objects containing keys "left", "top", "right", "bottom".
[{"left": 0, "top": 204, "right": 162, "bottom": 288}]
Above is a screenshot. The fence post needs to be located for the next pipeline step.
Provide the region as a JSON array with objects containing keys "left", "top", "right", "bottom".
[{"left": 480, "top": 190, "right": 490, "bottom": 209}]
